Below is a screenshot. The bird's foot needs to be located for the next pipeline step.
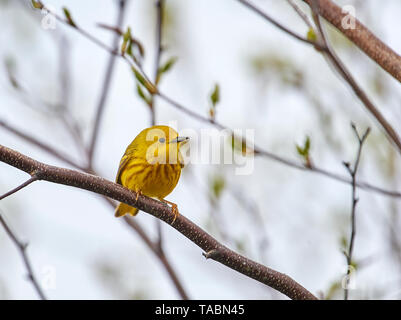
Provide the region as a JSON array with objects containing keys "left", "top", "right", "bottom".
[
  {"left": 135, "top": 190, "right": 143, "bottom": 202},
  {"left": 161, "top": 199, "right": 179, "bottom": 225}
]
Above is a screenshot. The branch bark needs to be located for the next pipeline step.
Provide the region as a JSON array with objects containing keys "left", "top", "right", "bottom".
[{"left": 0, "top": 144, "right": 317, "bottom": 300}]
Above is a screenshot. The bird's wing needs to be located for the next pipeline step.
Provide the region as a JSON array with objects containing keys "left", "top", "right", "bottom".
[{"left": 116, "top": 154, "right": 129, "bottom": 184}]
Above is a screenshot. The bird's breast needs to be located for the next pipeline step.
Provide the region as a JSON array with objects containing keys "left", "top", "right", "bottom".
[{"left": 121, "top": 159, "right": 181, "bottom": 199}]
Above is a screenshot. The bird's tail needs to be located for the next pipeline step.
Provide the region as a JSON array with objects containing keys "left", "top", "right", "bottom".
[{"left": 114, "top": 202, "right": 139, "bottom": 217}]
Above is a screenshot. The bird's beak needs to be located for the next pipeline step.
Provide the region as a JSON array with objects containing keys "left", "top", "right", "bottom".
[{"left": 170, "top": 136, "right": 190, "bottom": 144}]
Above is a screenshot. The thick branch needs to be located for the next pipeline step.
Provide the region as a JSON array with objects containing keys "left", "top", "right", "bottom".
[
  {"left": 304, "top": 0, "right": 401, "bottom": 84},
  {"left": 0, "top": 144, "right": 317, "bottom": 300}
]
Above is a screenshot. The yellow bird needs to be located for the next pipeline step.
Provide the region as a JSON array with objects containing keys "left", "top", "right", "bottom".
[{"left": 114, "top": 125, "right": 189, "bottom": 221}]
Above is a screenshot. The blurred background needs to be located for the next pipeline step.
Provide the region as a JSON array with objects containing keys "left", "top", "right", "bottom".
[{"left": 0, "top": 0, "right": 401, "bottom": 299}]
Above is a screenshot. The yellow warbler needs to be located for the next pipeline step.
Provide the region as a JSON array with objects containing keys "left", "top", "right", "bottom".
[{"left": 114, "top": 125, "right": 189, "bottom": 220}]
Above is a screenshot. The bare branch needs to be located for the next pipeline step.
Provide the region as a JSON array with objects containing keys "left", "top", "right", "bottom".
[
  {"left": 235, "top": 0, "right": 319, "bottom": 48},
  {"left": 55, "top": 35, "right": 88, "bottom": 159},
  {"left": 0, "top": 144, "right": 317, "bottom": 300},
  {"left": 0, "top": 175, "right": 38, "bottom": 201},
  {"left": 0, "top": 212, "right": 47, "bottom": 300},
  {"left": 286, "top": 0, "right": 314, "bottom": 29},
  {"left": 87, "top": 0, "right": 127, "bottom": 167},
  {"left": 151, "top": 0, "right": 165, "bottom": 253},
  {"left": 0, "top": 120, "right": 87, "bottom": 171},
  {"left": 342, "top": 124, "right": 370, "bottom": 300}
]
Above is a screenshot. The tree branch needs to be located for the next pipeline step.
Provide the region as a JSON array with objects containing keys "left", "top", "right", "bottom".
[
  {"left": 235, "top": 0, "right": 319, "bottom": 47},
  {"left": 87, "top": 0, "right": 127, "bottom": 167},
  {"left": 286, "top": 0, "right": 314, "bottom": 30},
  {"left": 0, "top": 119, "right": 87, "bottom": 171},
  {"left": 0, "top": 212, "right": 47, "bottom": 300},
  {"left": 0, "top": 144, "right": 317, "bottom": 300},
  {"left": 149, "top": 0, "right": 165, "bottom": 126},
  {"left": 342, "top": 124, "right": 370, "bottom": 300},
  {"left": 0, "top": 175, "right": 38, "bottom": 201},
  {"left": 151, "top": 0, "right": 165, "bottom": 254},
  {"left": 303, "top": 0, "right": 401, "bottom": 84}
]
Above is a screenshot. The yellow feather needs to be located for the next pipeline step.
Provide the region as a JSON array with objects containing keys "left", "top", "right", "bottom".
[{"left": 114, "top": 125, "right": 188, "bottom": 218}]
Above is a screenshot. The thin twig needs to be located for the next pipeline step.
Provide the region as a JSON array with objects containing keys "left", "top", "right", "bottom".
[
  {"left": 0, "top": 175, "right": 38, "bottom": 201},
  {"left": 87, "top": 0, "right": 127, "bottom": 167},
  {"left": 342, "top": 124, "right": 370, "bottom": 300},
  {"left": 286, "top": 0, "right": 314, "bottom": 29},
  {"left": 56, "top": 35, "right": 88, "bottom": 159},
  {"left": 149, "top": 0, "right": 165, "bottom": 126},
  {"left": 152, "top": 0, "right": 165, "bottom": 251},
  {"left": 0, "top": 120, "right": 87, "bottom": 171},
  {"left": 97, "top": 23, "right": 144, "bottom": 58},
  {"left": 0, "top": 213, "right": 47, "bottom": 300},
  {"left": 0, "top": 144, "right": 317, "bottom": 300},
  {"left": 235, "top": 0, "right": 320, "bottom": 48}
]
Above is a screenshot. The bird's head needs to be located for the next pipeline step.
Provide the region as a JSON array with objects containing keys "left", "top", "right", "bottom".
[{"left": 136, "top": 125, "right": 189, "bottom": 165}]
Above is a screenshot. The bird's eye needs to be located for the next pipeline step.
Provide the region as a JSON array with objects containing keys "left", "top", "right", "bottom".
[{"left": 159, "top": 137, "right": 166, "bottom": 143}]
